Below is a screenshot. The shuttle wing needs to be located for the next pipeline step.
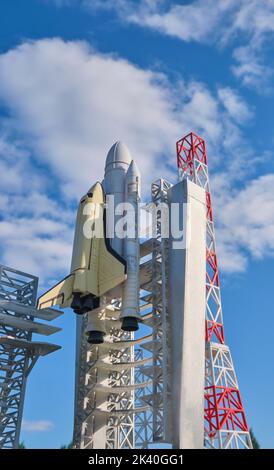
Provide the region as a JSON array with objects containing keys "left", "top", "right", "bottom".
[{"left": 37, "top": 274, "right": 74, "bottom": 309}]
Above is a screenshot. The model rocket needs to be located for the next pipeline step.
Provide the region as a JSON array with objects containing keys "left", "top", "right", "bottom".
[{"left": 37, "top": 142, "right": 141, "bottom": 342}]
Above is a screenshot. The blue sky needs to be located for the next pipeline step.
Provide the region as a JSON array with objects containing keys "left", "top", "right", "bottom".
[{"left": 0, "top": 0, "right": 274, "bottom": 448}]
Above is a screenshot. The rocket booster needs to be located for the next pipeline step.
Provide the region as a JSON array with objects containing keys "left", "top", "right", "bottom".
[
  {"left": 120, "top": 160, "right": 141, "bottom": 331},
  {"left": 103, "top": 142, "right": 141, "bottom": 331}
]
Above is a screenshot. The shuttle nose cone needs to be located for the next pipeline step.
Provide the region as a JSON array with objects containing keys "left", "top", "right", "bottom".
[{"left": 105, "top": 141, "right": 132, "bottom": 172}]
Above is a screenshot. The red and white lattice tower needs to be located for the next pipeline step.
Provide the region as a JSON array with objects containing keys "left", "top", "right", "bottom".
[{"left": 176, "top": 132, "right": 252, "bottom": 449}]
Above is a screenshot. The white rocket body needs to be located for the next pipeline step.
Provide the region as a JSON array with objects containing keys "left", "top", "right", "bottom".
[
  {"left": 85, "top": 141, "right": 141, "bottom": 339},
  {"left": 102, "top": 142, "right": 141, "bottom": 331},
  {"left": 120, "top": 160, "right": 141, "bottom": 331}
]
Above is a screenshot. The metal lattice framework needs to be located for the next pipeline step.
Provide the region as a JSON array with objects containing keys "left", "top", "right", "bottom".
[
  {"left": 0, "top": 266, "right": 38, "bottom": 449},
  {"left": 132, "top": 178, "right": 172, "bottom": 447},
  {"left": 0, "top": 265, "right": 61, "bottom": 449},
  {"left": 105, "top": 305, "right": 135, "bottom": 450},
  {"left": 73, "top": 300, "right": 143, "bottom": 449},
  {"left": 205, "top": 343, "right": 250, "bottom": 448},
  {"left": 150, "top": 178, "right": 171, "bottom": 441},
  {"left": 176, "top": 132, "right": 252, "bottom": 449}
]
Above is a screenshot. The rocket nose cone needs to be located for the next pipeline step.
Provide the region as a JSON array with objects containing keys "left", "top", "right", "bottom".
[
  {"left": 105, "top": 141, "right": 132, "bottom": 171},
  {"left": 127, "top": 159, "right": 141, "bottom": 179},
  {"left": 126, "top": 160, "right": 141, "bottom": 198}
]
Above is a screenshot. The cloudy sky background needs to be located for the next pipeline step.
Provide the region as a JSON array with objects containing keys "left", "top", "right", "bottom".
[{"left": 0, "top": 0, "right": 274, "bottom": 447}]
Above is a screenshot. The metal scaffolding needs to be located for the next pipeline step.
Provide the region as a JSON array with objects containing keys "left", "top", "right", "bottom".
[
  {"left": 0, "top": 265, "right": 62, "bottom": 449},
  {"left": 73, "top": 301, "right": 137, "bottom": 449},
  {"left": 133, "top": 178, "right": 172, "bottom": 447}
]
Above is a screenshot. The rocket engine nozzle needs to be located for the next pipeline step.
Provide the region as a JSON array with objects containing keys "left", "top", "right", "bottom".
[
  {"left": 121, "top": 316, "right": 139, "bottom": 332},
  {"left": 87, "top": 331, "right": 105, "bottom": 344},
  {"left": 71, "top": 293, "right": 100, "bottom": 315}
]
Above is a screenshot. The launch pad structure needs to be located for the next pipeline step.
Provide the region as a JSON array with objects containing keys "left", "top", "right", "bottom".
[
  {"left": 72, "top": 133, "right": 252, "bottom": 449},
  {"left": 0, "top": 133, "right": 253, "bottom": 450}
]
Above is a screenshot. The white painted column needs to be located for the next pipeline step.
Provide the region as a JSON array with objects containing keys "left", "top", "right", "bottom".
[{"left": 168, "top": 179, "right": 206, "bottom": 449}]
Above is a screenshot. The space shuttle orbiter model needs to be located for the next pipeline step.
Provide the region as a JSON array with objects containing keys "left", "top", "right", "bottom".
[
  {"left": 37, "top": 142, "right": 141, "bottom": 340},
  {"left": 37, "top": 181, "right": 127, "bottom": 315}
]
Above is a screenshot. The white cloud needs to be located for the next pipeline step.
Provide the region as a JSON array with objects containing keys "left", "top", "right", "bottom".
[
  {"left": 0, "top": 39, "right": 181, "bottom": 198},
  {"left": 232, "top": 44, "right": 273, "bottom": 90},
  {"left": 0, "top": 38, "right": 270, "bottom": 277},
  {"left": 79, "top": 0, "right": 274, "bottom": 89},
  {"left": 217, "top": 87, "right": 252, "bottom": 124},
  {"left": 0, "top": 191, "right": 74, "bottom": 222},
  {"left": 22, "top": 419, "right": 54, "bottom": 432},
  {"left": 0, "top": 216, "right": 72, "bottom": 279},
  {"left": 232, "top": 0, "right": 274, "bottom": 37},
  {"left": 126, "top": 0, "right": 237, "bottom": 43},
  {"left": 215, "top": 174, "right": 274, "bottom": 272},
  {"left": 0, "top": 128, "right": 73, "bottom": 284},
  {"left": 0, "top": 38, "right": 252, "bottom": 195},
  {"left": 0, "top": 134, "right": 44, "bottom": 195}
]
